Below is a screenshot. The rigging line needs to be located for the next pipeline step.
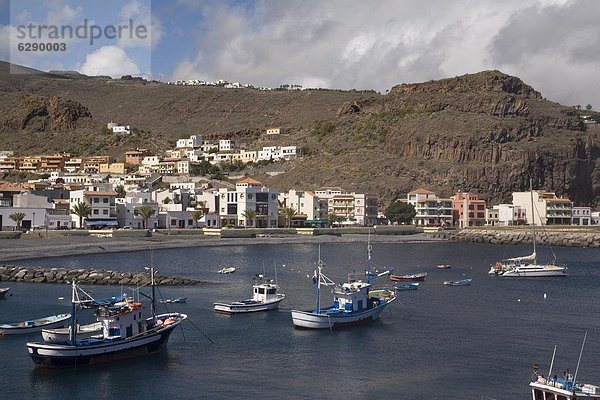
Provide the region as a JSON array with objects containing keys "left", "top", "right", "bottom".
[{"left": 185, "top": 317, "right": 217, "bottom": 345}]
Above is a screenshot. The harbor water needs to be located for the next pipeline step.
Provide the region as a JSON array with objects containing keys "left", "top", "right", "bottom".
[{"left": 2, "top": 240, "right": 600, "bottom": 399}]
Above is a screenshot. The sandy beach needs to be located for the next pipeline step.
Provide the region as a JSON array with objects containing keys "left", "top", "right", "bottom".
[{"left": 0, "top": 232, "right": 440, "bottom": 263}]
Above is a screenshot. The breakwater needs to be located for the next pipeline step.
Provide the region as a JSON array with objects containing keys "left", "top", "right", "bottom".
[
  {"left": 0, "top": 265, "right": 207, "bottom": 286},
  {"left": 435, "top": 228, "right": 600, "bottom": 248}
]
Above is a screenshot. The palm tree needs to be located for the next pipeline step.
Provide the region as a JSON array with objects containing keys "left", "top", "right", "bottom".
[
  {"left": 326, "top": 212, "right": 343, "bottom": 227},
  {"left": 241, "top": 208, "right": 257, "bottom": 228},
  {"left": 191, "top": 209, "right": 204, "bottom": 228},
  {"left": 283, "top": 207, "right": 297, "bottom": 228},
  {"left": 70, "top": 201, "right": 92, "bottom": 228},
  {"left": 9, "top": 212, "right": 26, "bottom": 231},
  {"left": 134, "top": 206, "right": 156, "bottom": 229}
]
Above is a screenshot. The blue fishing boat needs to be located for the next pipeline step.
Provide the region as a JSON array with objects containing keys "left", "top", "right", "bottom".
[
  {"left": 26, "top": 267, "right": 187, "bottom": 368},
  {"left": 443, "top": 278, "right": 472, "bottom": 286},
  {"left": 530, "top": 334, "right": 600, "bottom": 399},
  {"left": 394, "top": 282, "right": 419, "bottom": 291},
  {"left": 291, "top": 245, "right": 395, "bottom": 330}
]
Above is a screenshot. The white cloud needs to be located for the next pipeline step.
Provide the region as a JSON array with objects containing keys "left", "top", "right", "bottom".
[
  {"left": 170, "top": 0, "right": 599, "bottom": 106},
  {"left": 78, "top": 45, "right": 140, "bottom": 77},
  {"left": 118, "top": 0, "right": 159, "bottom": 49}
]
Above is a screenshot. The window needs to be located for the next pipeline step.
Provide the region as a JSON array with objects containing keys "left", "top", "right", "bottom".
[
  {"left": 227, "top": 204, "right": 238, "bottom": 215},
  {"left": 103, "top": 209, "right": 108, "bottom": 215},
  {"left": 103, "top": 198, "right": 108, "bottom": 204},
  {"left": 93, "top": 209, "right": 99, "bottom": 215},
  {"left": 255, "top": 193, "right": 268, "bottom": 202},
  {"left": 93, "top": 197, "right": 100, "bottom": 203}
]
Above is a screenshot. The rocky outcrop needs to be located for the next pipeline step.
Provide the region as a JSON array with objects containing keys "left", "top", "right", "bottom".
[
  {"left": 19, "top": 95, "right": 92, "bottom": 132},
  {"left": 0, "top": 265, "right": 209, "bottom": 286}
]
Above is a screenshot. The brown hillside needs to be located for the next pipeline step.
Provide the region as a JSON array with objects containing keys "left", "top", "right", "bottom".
[{"left": 1, "top": 62, "right": 598, "bottom": 207}]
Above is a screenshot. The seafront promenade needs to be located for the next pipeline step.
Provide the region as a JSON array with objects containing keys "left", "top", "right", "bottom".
[{"left": 0, "top": 228, "right": 438, "bottom": 263}]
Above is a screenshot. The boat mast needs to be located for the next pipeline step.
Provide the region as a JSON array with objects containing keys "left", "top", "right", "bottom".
[
  {"left": 150, "top": 252, "right": 156, "bottom": 321},
  {"left": 69, "top": 281, "right": 77, "bottom": 346},
  {"left": 547, "top": 344, "right": 557, "bottom": 383},
  {"left": 573, "top": 331, "right": 588, "bottom": 386},
  {"left": 316, "top": 245, "right": 323, "bottom": 313},
  {"left": 530, "top": 178, "right": 537, "bottom": 264}
]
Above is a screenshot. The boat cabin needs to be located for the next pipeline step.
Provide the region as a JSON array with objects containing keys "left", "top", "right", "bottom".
[
  {"left": 95, "top": 300, "right": 146, "bottom": 339},
  {"left": 252, "top": 283, "right": 280, "bottom": 303},
  {"left": 530, "top": 365, "right": 600, "bottom": 400},
  {"left": 333, "top": 281, "right": 371, "bottom": 312}
]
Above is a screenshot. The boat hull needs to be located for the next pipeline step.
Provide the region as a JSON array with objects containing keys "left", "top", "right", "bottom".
[
  {"left": 0, "top": 314, "right": 71, "bottom": 335},
  {"left": 0, "top": 287, "right": 9, "bottom": 298},
  {"left": 389, "top": 273, "right": 427, "bottom": 282},
  {"left": 291, "top": 299, "right": 394, "bottom": 330},
  {"left": 499, "top": 266, "right": 566, "bottom": 277},
  {"left": 26, "top": 313, "right": 186, "bottom": 368},
  {"left": 213, "top": 295, "right": 285, "bottom": 314}
]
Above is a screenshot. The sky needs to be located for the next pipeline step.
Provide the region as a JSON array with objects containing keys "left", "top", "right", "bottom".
[{"left": 0, "top": 0, "right": 599, "bottom": 107}]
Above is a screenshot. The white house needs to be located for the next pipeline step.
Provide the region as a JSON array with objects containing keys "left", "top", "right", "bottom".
[
  {"left": 107, "top": 122, "right": 131, "bottom": 135},
  {"left": 217, "top": 178, "right": 278, "bottom": 228},
  {"left": 406, "top": 188, "right": 453, "bottom": 227},
  {"left": 176, "top": 135, "right": 202, "bottom": 149},
  {"left": 572, "top": 206, "right": 591, "bottom": 226},
  {"left": 512, "top": 190, "right": 573, "bottom": 225}
]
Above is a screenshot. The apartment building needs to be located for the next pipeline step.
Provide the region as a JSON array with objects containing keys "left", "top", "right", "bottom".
[
  {"left": 451, "top": 191, "right": 487, "bottom": 228},
  {"left": 512, "top": 190, "right": 573, "bottom": 225},
  {"left": 406, "top": 188, "right": 453, "bottom": 227},
  {"left": 217, "top": 178, "right": 278, "bottom": 228}
]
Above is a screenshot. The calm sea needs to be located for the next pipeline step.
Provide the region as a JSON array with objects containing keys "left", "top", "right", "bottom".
[{"left": 2, "top": 240, "right": 600, "bottom": 399}]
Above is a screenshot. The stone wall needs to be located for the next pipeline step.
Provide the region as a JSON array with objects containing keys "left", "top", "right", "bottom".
[
  {"left": 435, "top": 228, "right": 600, "bottom": 248},
  {"left": 0, "top": 265, "right": 207, "bottom": 285}
]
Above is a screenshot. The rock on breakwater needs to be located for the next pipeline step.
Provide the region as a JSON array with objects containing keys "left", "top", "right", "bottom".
[
  {"left": 435, "top": 228, "right": 600, "bottom": 248},
  {"left": 0, "top": 265, "right": 208, "bottom": 286}
]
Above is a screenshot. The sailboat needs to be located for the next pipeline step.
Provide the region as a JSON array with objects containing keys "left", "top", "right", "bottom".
[{"left": 489, "top": 179, "right": 566, "bottom": 277}]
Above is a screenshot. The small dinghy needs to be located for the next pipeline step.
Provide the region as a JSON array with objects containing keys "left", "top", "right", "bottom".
[
  {"left": 218, "top": 267, "right": 236, "bottom": 274},
  {"left": 0, "top": 313, "right": 71, "bottom": 335},
  {"left": 394, "top": 282, "right": 419, "bottom": 291},
  {"left": 443, "top": 278, "right": 472, "bottom": 286},
  {"left": 0, "top": 287, "right": 9, "bottom": 298},
  {"left": 159, "top": 297, "right": 187, "bottom": 304},
  {"left": 42, "top": 322, "right": 103, "bottom": 342}
]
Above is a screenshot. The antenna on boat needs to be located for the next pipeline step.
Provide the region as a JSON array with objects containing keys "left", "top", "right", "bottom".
[
  {"left": 316, "top": 245, "right": 323, "bottom": 313},
  {"left": 573, "top": 331, "right": 588, "bottom": 386},
  {"left": 274, "top": 260, "right": 278, "bottom": 285},
  {"left": 547, "top": 344, "right": 557, "bottom": 384},
  {"left": 530, "top": 177, "right": 537, "bottom": 265}
]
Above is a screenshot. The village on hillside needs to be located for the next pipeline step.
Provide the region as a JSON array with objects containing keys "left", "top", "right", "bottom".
[{"left": 0, "top": 126, "right": 596, "bottom": 232}]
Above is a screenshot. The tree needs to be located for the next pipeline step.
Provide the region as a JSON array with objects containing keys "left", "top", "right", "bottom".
[
  {"left": 385, "top": 201, "right": 416, "bottom": 225},
  {"left": 70, "top": 201, "right": 92, "bottom": 228},
  {"left": 191, "top": 209, "right": 205, "bottom": 228},
  {"left": 134, "top": 206, "right": 156, "bottom": 229},
  {"left": 9, "top": 212, "right": 26, "bottom": 231},
  {"left": 115, "top": 185, "right": 127, "bottom": 198},
  {"left": 241, "top": 208, "right": 257, "bottom": 228},
  {"left": 283, "top": 207, "right": 297, "bottom": 228},
  {"left": 326, "top": 212, "right": 344, "bottom": 227},
  {"left": 586, "top": 104, "right": 593, "bottom": 111}
]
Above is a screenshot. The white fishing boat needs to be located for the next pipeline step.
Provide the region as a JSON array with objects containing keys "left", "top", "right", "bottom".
[
  {"left": 218, "top": 267, "right": 236, "bottom": 274},
  {"left": 42, "top": 322, "right": 103, "bottom": 342},
  {"left": 0, "top": 287, "right": 9, "bottom": 298},
  {"left": 291, "top": 247, "right": 396, "bottom": 330},
  {"left": 443, "top": 278, "right": 472, "bottom": 286},
  {"left": 530, "top": 334, "right": 600, "bottom": 399},
  {"left": 26, "top": 267, "right": 187, "bottom": 368},
  {"left": 490, "top": 179, "right": 566, "bottom": 278},
  {"left": 0, "top": 313, "right": 71, "bottom": 336},
  {"left": 213, "top": 275, "right": 285, "bottom": 314}
]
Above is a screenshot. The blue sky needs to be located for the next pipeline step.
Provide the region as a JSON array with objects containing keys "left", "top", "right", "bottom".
[{"left": 1, "top": 0, "right": 599, "bottom": 107}]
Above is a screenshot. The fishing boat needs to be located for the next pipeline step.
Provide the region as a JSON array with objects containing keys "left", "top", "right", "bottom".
[
  {"left": 436, "top": 264, "right": 451, "bottom": 269},
  {"left": 290, "top": 247, "right": 396, "bottom": 330},
  {"left": 389, "top": 272, "right": 427, "bottom": 282},
  {"left": 443, "top": 278, "right": 472, "bottom": 286},
  {"left": 394, "top": 282, "right": 419, "bottom": 291},
  {"left": 530, "top": 334, "right": 599, "bottom": 399},
  {"left": 0, "top": 313, "right": 71, "bottom": 336},
  {"left": 26, "top": 267, "right": 187, "bottom": 368},
  {"left": 0, "top": 287, "right": 9, "bottom": 298},
  {"left": 490, "top": 179, "right": 566, "bottom": 278},
  {"left": 159, "top": 297, "right": 187, "bottom": 304},
  {"left": 218, "top": 267, "right": 236, "bottom": 274},
  {"left": 213, "top": 274, "right": 285, "bottom": 314},
  {"left": 42, "top": 322, "right": 103, "bottom": 342}
]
